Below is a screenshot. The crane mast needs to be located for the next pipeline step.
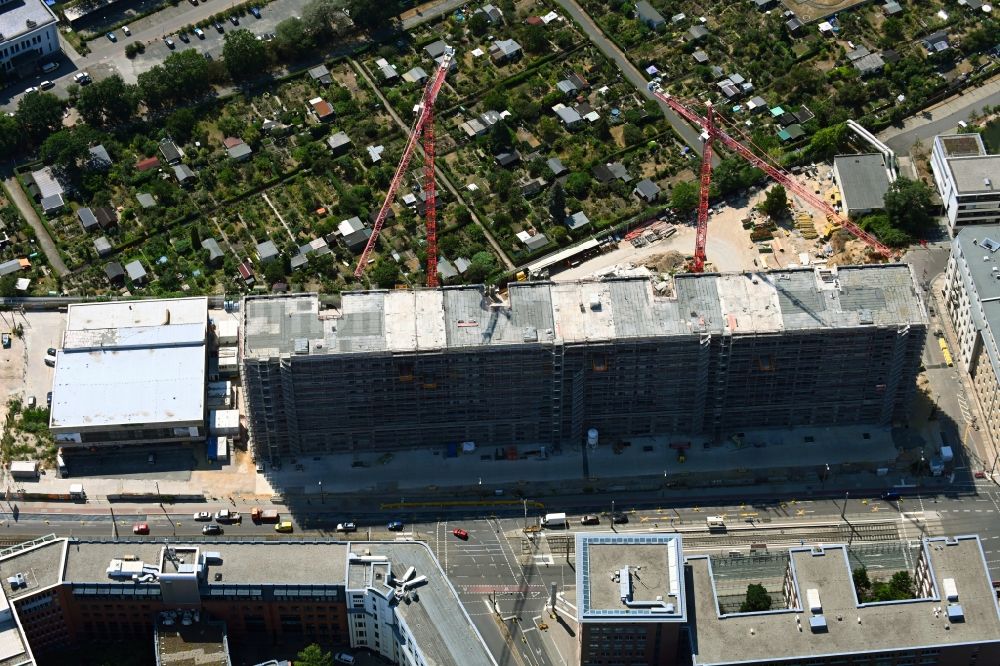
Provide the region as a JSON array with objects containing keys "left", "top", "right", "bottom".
[{"left": 354, "top": 50, "right": 454, "bottom": 284}]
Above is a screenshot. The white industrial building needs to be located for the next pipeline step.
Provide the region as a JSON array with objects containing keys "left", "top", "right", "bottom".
[
  {"left": 49, "top": 297, "right": 209, "bottom": 448},
  {"left": 930, "top": 133, "right": 1000, "bottom": 232},
  {"left": 943, "top": 225, "right": 1000, "bottom": 448},
  {"left": 0, "top": 0, "right": 59, "bottom": 77}
]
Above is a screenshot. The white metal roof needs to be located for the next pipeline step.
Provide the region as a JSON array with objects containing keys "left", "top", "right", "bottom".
[{"left": 50, "top": 298, "right": 208, "bottom": 431}]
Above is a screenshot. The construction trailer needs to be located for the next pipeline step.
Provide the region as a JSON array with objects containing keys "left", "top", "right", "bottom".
[{"left": 240, "top": 266, "right": 927, "bottom": 463}]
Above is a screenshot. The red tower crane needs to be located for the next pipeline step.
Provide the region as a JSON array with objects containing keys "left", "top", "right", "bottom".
[
  {"left": 649, "top": 87, "right": 894, "bottom": 271},
  {"left": 354, "top": 50, "right": 454, "bottom": 286}
]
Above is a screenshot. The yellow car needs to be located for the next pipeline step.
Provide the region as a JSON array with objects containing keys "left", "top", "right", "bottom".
[{"left": 274, "top": 521, "right": 293, "bottom": 533}]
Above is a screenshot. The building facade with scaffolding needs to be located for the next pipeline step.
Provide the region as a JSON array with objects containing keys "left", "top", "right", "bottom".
[{"left": 241, "top": 265, "right": 927, "bottom": 463}]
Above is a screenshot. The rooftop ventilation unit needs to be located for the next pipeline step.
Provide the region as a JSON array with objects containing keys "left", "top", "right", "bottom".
[
  {"left": 981, "top": 238, "right": 1000, "bottom": 253},
  {"left": 946, "top": 604, "right": 965, "bottom": 622}
]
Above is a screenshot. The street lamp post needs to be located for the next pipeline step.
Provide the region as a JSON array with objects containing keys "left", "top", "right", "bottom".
[
  {"left": 841, "top": 490, "right": 849, "bottom": 520},
  {"left": 611, "top": 499, "right": 616, "bottom": 531},
  {"left": 318, "top": 481, "right": 323, "bottom": 504}
]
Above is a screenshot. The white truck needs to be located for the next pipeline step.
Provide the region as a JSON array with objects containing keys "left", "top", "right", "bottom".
[{"left": 541, "top": 512, "right": 567, "bottom": 528}]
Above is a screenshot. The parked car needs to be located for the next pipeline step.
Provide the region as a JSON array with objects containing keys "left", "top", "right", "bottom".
[
  {"left": 202, "top": 524, "right": 222, "bottom": 535},
  {"left": 122, "top": 25, "right": 131, "bottom": 36},
  {"left": 188, "top": 0, "right": 198, "bottom": 5},
  {"left": 274, "top": 521, "right": 293, "bottom": 533},
  {"left": 250, "top": 6, "right": 261, "bottom": 18},
  {"left": 334, "top": 653, "right": 355, "bottom": 665},
  {"left": 975, "top": 471, "right": 987, "bottom": 479},
  {"left": 106, "top": 32, "right": 117, "bottom": 42},
  {"left": 194, "top": 28, "right": 205, "bottom": 39},
  {"left": 178, "top": 32, "right": 189, "bottom": 43},
  {"left": 336, "top": 522, "right": 357, "bottom": 532},
  {"left": 387, "top": 520, "right": 404, "bottom": 531},
  {"left": 23, "top": 86, "right": 39, "bottom": 95},
  {"left": 213, "top": 21, "right": 225, "bottom": 33},
  {"left": 132, "top": 522, "right": 149, "bottom": 535},
  {"left": 581, "top": 515, "right": 600, "bottom": 525},
  {"left": 164, "top": 37, "right": 175, "bottom": 48},
  {"left": 452, "top": 528, "right": 469, "bottom": 540},
  {"left": 73, "top": 72, "right": 91, "bottom": 84},
  {"left": 39, "top": 80, "right": 53, "bottom": 90},
  {"left": 193, "top": 511, "right": 212, "bottom": 521},
  {"left": 229, "top": 15, "right": 240, "bottom": 25},
  {"left": 41, "top": 62, "right": 58, "bottom": 73},
  {"left": 611, "top": 512, "right": 629, "bottom": 524},
  {"left": 46, "top": 392, "right": 52, "bottom": 407}
]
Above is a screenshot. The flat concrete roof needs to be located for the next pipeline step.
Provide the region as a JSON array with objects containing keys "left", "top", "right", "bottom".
[
  {"left": 61, "top": 541, "right": 349, "bottom": 588},
  {"left": 576, "top": 533, "right": 685, "bottom": 623},
  {"left": 50, "top": 298, "right": 208, "bottom": 432},
  {"left": 242, "top": 266, "right": 926, "bottom": 359},
  {"left": 946, "top": 155, "right": 1000, "bottom": 195},
  {"left": 688, "top": 536, "right": 1000, "bottom": 665},
  {"left": 834, "top": 153, "right": 891, "bottom": 212},
  {"left": 936, "top": 133, "right": 986, "bottom": 158},
  {"left": 0, "top": 537, "right": 66, "bottom": 602},
  {"left": 0, "top": 0, "right": 57, "bottom": 45}
]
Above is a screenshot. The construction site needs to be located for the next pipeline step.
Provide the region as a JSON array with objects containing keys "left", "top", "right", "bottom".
[{"left": 240, "top": 264, "right": 928, "bottom": 463}]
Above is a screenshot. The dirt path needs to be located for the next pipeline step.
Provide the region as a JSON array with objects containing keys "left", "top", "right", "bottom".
[{"left": 2, "top": 178, "right": 69, "bottom": 277}]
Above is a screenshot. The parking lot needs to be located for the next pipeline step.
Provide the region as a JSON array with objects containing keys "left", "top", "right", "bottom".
[
  {"left": 61, "top": 444, "right": 196, "bottom": 481},
  {"left": 0, "top": 311, "right": 64, "bottom": 410}
]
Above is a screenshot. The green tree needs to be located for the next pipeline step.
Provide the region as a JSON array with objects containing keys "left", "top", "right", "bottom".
[
  {"left": 275, "top": 17, "right": 315, "bottom": 60},
  {"left": 884, "top": 177, "right": 935, "bottom": 237},
  {"left": 488, "top": 120, "right": 513, "bottom": 154},
  {"left": 622, "top": 123, "right": 644, "bottom": 146},
  {"left": 760, "top": 185, "right": 790, "bottom": 220},
  {"left": 859, "top": 213, "right": 911, "bottom": 247},
  {"left": 340, "top": 0, "right": 401, "bottom": 33},
  {"left": 807, "top": 123, "right": 848, "bottom": 160},
  {"left": 564, "top": 172, "right": 591, "bottom": 199},
  {"left": 77, "top": 75, "right": 138, "bottom": 127},
  {"left": 263, "top": 258, "right": 286, "bottom": 285},
  {"left": 465, "top": 251, "right": 498, "bottom": 283},
  {"left": 467, "top": 11, "right": 489, "bottom": 37},
  {"left": 295, "top": 643, "right": 333, "bottom": 666},
  {"left": 853, "top": 566, "right": 872, "bottom": 596},
  {"left": 521, "top": 24, "right": 547, "bottom": 54},
  {"left": 166, "top": 108, "right": 199, "bottom": 145},
  {"left": 370, "top": 258, "right": 400, "bottom": 288},
  {"left": 15, "top": 92, "right": 63, "bottom": 145},
  {"left": 740, "top": 583, "right": 772, "bottom": 613},
  {"left": 302, "top": 0, "right": 351, "bottom": 37},
  {"left": 0, "top": 114, "right": 22, "bottom": 156},
  {"left": 40, "top": 126, "right": 98, "bottom": 178},
  {"left": 548, "top": 182, "right": 566, "bottom": 222},
  {"left": 671, "top": 180, "right": 700, "bottom": 214},
  {"left": 550, "top": 225, "right": 569, "bottom": 245},
  {"left": 223, "top": 29, "right": 269, "bottom": 81}
]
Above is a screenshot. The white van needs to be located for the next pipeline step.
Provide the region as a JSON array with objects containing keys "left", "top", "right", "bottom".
[
  {"left": 707, "top": 516, "right": 726, "bottom": 531},
  {"left": 334, "top": 653, "right": 354, "bottom": 665}
]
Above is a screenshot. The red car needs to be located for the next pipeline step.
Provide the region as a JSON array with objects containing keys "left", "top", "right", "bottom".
[
  {"left": 975, "top": 471, "right": 987, "bottom": 479},
  {"left": 132, "top": 522, "right": 150, "bottom": 535},
  {"left": 452, "top": 528, "right": 469, "bottom": 540}
]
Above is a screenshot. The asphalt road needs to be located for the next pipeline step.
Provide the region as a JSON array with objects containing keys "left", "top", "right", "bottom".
[
  {"left": 553, "top": 0, "right": 705, "bottom": 157},
  {"left": 880, "top": 73, "right": 1000, "bottom": 155}
]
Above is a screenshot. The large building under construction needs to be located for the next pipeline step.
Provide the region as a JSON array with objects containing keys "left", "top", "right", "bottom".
[{"left": 241, "top": 265, "right": 927, "bottom": 462}]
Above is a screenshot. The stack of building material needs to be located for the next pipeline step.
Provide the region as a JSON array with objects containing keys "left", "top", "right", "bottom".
[{"left": 795, "top": 211, "right": 818, "bottom": 239}]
